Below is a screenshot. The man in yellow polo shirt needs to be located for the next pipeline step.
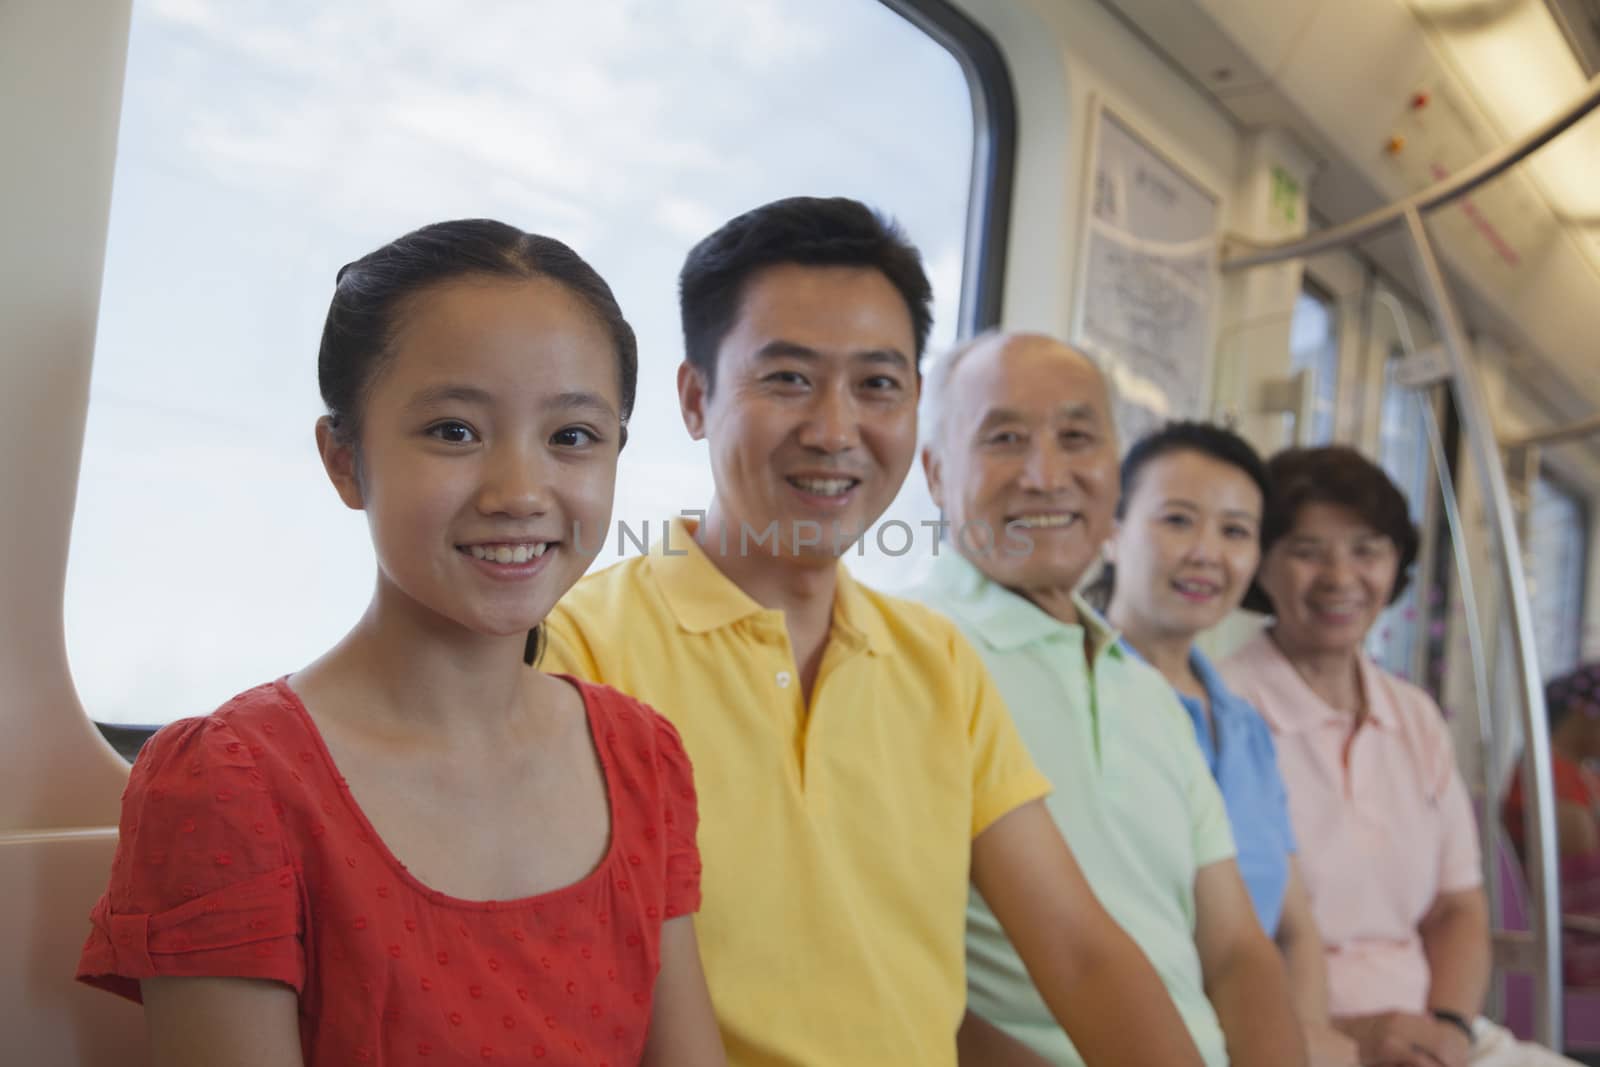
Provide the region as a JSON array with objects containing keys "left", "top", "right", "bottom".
[{"left": 541, "top": 196, "right": 1205, "bottom": 1067}]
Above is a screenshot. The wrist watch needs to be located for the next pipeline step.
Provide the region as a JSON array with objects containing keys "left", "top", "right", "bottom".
[{"left": 1430, "top": 1008, "right": 1475, "bottom": 1044}]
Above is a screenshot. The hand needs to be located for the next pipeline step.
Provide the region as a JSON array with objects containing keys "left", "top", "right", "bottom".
[
  {"left": 1427, "top": 1019, "right": 1471, "bottom": 1067},
  {"left": 1304, "top": 1021, "right": 1360, "bottom": 1067},
  {"left": 1335, "top": 1012, "right": 1458, "bottom": 1067}
]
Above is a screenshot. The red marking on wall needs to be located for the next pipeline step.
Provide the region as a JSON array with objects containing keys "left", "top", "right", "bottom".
[{"left": 1430, "top": 162, "right": 1521, "bottom": 267}]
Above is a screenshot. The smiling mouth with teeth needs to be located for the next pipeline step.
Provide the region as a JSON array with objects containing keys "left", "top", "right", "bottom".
[
  {"left": 1008, "top": 513, "right": 1078, "bottom": 529},
  {"left": 787, "top": 476, "right": 860, "bottom": 497},
  {"left": 1173, "top": 580, "right": 1219, "bottom": 596},
  {"left": 462, "top": 543, "right": 548, "bottom": 564}
]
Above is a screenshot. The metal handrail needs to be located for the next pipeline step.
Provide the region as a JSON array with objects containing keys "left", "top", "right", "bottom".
[
  {"left": 1501, "top": 413, "right": 1600, "bottom": 450},
  {"left": 1221, "top": 73, "right": 1600, "bottom": 273},
  {"left": 1402, "top": 207, "right": 1562, "bottom": 1047},
  {"left": 1417, "top": 380, "right": 1505, "bottom": 977}
]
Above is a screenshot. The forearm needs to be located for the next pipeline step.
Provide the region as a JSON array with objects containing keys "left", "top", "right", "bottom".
[
  {"left": 1208, "top": 937, "right": 1308, "bottom": 1067},
  {"left": 1422, "top": 923, "right": 1489, "bottom": 1018},
  {"left": 957, "top": 1010, "right": 1056, "bottom": 1067},
  {"left": 1277, "top": 913, "right": 1330, "bottom": 1023},
  {"left": 1275, "top": 862, "right": 1331, "bottom": 1025},
  {"left": 639, "top": 917, "right": 728, "bottom": 1067},
  {"left": 1420, "top": 891, "right": 1490, "bottom": 1019},
  {"left": 973, "top": 802, "right": 1205, "bottom": 1067},
  {"left": 1026, "top": 920, "right": 1208, "bottom": 1067}
]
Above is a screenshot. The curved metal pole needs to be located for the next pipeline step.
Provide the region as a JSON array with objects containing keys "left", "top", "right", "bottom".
[
  {"left": 1222, "top": 74, "right": 1600, "bottom": 272},
  {"left": 1416, "top": 388, "right": 1506, "bottom": 998},
  {"left": 1501, "top": 412, "right": 1600, "bottom": 450},
  {"left": 1402, "top": 207, "right": 1562, "bottom": 1046}
]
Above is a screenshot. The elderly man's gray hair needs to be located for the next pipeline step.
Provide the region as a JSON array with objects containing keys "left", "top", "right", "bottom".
[{"left": 919, "top": 330, "right": 1121, "bottom": 455}]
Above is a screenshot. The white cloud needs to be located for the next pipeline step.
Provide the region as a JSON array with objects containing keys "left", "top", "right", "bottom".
[
  {"left": 145, "top": 0, "right": 215, "bottom": 27},
  {"left": 655, "top": 196, "right": 723, "bottom": 243}
]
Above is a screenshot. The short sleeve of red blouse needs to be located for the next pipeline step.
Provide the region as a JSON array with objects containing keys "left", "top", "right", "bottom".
[
  {"left": 76, "top": 716, "right": 304, "bottom": 1002},
  {"left": 651, "top": 711, "right": 702, "bottom": 920}
]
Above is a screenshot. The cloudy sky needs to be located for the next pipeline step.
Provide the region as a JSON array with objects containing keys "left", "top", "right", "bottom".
[{"left": 67, "top": 0, "right": 973, "bottom": 724}]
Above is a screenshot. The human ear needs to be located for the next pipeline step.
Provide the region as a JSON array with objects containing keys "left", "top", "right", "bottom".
[
  {"left": 678, "top": 361, "right": 709, "bottom": 441},
  {"left": 1102, "top": 519, "right": 1122, "bottom": 564},
  {"left": 315, "top": 416, "right": 365, "bottom": 510},
  {"left": 920, "top": 445, "right": 945, "bottom": 510}
]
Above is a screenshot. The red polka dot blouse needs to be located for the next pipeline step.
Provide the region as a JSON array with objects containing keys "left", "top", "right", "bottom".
[{"left": 77, "top": 677, "right": 703, "bottom": 1065}]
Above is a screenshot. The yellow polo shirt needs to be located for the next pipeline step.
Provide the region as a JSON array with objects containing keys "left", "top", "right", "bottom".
[{"left": 543, "top": 519, "right": 1050, "bottom": 1067}]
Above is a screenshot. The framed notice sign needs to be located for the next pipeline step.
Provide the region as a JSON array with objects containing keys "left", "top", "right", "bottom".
[{"left": 1072, "top": 101, "right": 1221, "bottom": 443}]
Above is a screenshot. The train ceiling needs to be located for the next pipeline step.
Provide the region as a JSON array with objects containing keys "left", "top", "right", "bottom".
[{"left": 1099, "top": 0, "right": 1600, "bottom": 440}]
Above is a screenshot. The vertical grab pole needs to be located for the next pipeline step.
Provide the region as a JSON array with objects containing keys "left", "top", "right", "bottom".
[
  {"left": 1402, "top": 208, "right": 1562, "bottom": 1046},
  {"left": 1415, "top": 389, "right": 1505, "bottom": 1011}
]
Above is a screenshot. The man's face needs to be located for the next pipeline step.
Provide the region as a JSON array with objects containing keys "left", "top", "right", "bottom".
[
  {"left": 923, "top": 336, "right": 1119, "bottom": 594},
  {"left": 680, "top": 262, "right": 919, "bottom": 563}
]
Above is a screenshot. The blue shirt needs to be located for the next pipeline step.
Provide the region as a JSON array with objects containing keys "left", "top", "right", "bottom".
[{"left": 1127, "top": 642, "right": 1297, "bottom": 934}]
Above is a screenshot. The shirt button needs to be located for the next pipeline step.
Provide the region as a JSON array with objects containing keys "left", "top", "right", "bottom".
[{"left": 775, "top": 671, "right": 792, "bottom": 688}]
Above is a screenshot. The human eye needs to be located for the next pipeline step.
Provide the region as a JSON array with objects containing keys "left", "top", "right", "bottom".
[
  {"left": 1160, "top": 512, "right": 1193, "bottom": 529},
  {"left": 861, "top": 374, "right": 904, "bottom": 393},
  {"left": 425, "top": 420, "right": 478, "bottom": 445},
  {"left": 1354, "top": 539, "right": 1390, "bottom": 560},
  {"left": 550, "top": 426, "right": 601, "bottom": 449},
  {"left": 1223, "top": 523, "right": 1254, "bottom": 540},
  {"left": 762, "top": 369, "right": 809, "bottom": 389},
  {"left": 984, "top": 429, "right": 1024, "bottom": 447}
]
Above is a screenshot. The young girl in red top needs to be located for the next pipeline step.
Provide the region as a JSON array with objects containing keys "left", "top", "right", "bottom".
[{"left": 76, "top": 220, "right": 727, "bottom": 1066}]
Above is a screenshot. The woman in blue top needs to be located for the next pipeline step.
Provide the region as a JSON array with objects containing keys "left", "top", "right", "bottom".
[{"left": 1094, "top": 421, "right": 1356, "bottom": 1067}]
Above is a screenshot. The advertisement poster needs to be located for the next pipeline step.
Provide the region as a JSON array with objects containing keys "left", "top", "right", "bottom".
[{"left": 1075, "top": 104, "right": 1220, "bottom": 442}]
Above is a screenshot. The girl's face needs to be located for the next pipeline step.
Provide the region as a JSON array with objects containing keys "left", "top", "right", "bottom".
[
  {"left": 1106, "top": 449, "right": 1263, "bottom": 640},
  {"left": 1255, "top": 501, "right": 1400, "bottom": 660},
  {"left": 320, "top": 275, "right": 622, "bottom": 640}
]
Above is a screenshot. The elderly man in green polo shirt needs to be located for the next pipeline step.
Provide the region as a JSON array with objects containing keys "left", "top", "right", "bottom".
[{"left": 907, "top": 331, "right": 1306, "bottom": 1067}]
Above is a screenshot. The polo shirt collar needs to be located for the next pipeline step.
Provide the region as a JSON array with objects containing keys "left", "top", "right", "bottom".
[
  {"left": 924, "top": 552, "right": 1123, "bottom": 660},
  {"left": 1188, "top": 646, "right": 1231, "bottom": 711},
  {"left": 832, "top": 567, "right": 895, "bottom": 656},
  {"left": 1246, "top": 628, "right": 1397, "bottom": 733},
  {"left": 1120, "top": 640, "right": 1223, "bottom": 712},
  {"left": 647, "top": 517, "right": 766, "bottom": 634},
  {"left": 646, "top": 516, "right": 893, "bottom": 656},
  {"left": 1356, "top": 654, "right": 1399, "bottom": 729}
]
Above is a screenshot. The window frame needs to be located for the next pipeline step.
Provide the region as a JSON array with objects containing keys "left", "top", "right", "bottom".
[
  {"left": 878, "top": 0, "right": 1015, "bottom": 335},
  {"left": 1528, "top": 464, "right": 1592, "bottom": 677},
  {"left": 1287, "top": 274, "right": 1342, "bottom": 446}
]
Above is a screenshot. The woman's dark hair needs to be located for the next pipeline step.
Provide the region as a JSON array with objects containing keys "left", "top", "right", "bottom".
[
  {"left": 319, "top": 218, "right": 638, "bottom": 448},
  {"left": 678, "top": 196, "right": 933, "bottom": 393},
  {"left": 1546, "top": 662, "right": 1600, "bottom": 729},
  {"left": 1241, "top": 445, "right": 1420, "bottom": 614},
  {"left": 1085, "top": 420, "right": 1269, "bottom": 611}
]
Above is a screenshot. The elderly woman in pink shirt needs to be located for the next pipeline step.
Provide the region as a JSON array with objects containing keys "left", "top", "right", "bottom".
[{"left": 1220, "top": 446, "right": 1578, "bottom": 1067}]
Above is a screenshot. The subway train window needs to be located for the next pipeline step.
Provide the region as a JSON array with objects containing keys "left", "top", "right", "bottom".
[
  {"left": 1370, "top": 356, "right": 1438, "bottom": 688},
  {"left": 1287, "top": 282, "right": 1340, "bottom": 445},
  {"left": 1527, "top": 473, "right": 1590, "bottom": 678},
  {"left": 65, "top": 0, "right": 977, "bottom": 726}
]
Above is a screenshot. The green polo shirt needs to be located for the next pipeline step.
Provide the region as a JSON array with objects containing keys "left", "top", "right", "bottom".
[{"left": 907, "top": 553, "right": 1234, "bottom": 1067}]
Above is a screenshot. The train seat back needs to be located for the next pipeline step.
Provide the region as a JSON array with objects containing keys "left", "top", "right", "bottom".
[{"left": 0, "top": 829, "right": 147, "bottom": 1066}]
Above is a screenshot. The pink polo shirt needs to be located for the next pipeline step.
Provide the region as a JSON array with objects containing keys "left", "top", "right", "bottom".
[{"left": 1220, "top": 630, "right": 1482, "bottom": 1017}]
